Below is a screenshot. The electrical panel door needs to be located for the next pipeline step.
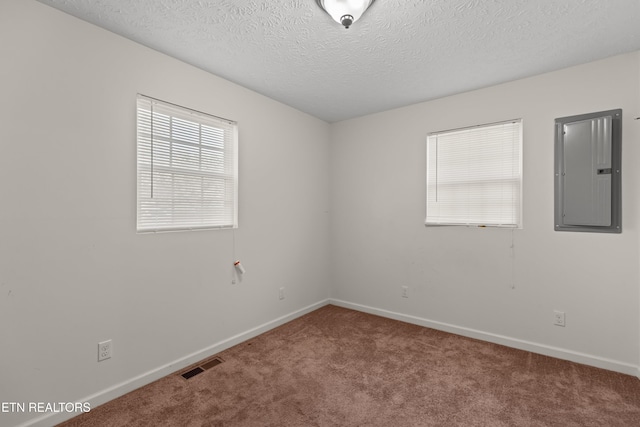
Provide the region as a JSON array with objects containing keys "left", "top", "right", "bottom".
[{"left": 554, "top": 109, "right": 621, "bottom": 233}]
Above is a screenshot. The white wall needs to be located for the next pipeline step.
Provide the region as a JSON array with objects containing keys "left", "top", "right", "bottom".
[
  {"left": 330, "top": 52, "right": 640, "bottom": 374},
  {"left": 0, "top": 1, "right": 330, "bottom": 426}
]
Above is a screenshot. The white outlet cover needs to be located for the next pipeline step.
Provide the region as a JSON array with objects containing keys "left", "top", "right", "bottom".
[
  {"left": 98, "top": 340, "right": 112, "bottom": 361},
  {"left": 553, "top": 311, "right": 566, "bottom": 327}
]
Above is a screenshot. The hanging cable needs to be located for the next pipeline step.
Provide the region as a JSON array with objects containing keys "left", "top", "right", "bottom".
[
  {"left": 150, "top": 101, "right": 154, "bottom": 199},
  {"left": 510, "top": 228, "right": 516, "bottom": 289}
]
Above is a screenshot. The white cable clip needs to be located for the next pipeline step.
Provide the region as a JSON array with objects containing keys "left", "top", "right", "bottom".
[{"left": 234, "top": 260, "right": 245, "bottom": 275}]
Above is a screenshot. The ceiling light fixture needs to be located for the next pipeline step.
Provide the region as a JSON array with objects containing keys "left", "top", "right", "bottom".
[{"left": 315, "top": 0, "right": 376, "bottom": 29}]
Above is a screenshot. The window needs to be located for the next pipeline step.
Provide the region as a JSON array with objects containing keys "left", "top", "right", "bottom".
[
  {"left": 137, "top": 95, "right": 238, "bottom": 232},
  {"left": 426, "top": 119, "right": 522, "bottom": 227}
]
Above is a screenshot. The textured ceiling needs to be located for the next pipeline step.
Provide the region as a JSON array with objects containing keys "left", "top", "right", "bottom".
[{"left": 36, "top": 0, "right": 640, "bottom": 122}]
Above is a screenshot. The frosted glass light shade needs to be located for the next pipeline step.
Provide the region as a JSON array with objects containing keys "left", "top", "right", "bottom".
[{"left": 316, "top": 0, "right": 376, "bottom": 28}]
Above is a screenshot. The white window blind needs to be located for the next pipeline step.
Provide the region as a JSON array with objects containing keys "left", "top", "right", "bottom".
[
  {"left": 426, "top": 119, "right": 522, "bottom": 227},
  {"left": 137, "top": 95, "right": 238, "bottom": 232}
]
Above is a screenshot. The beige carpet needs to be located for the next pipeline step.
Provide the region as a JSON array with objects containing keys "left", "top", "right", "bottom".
[{"left": 59, "top": 305, "right": 640, "bottom": 426}]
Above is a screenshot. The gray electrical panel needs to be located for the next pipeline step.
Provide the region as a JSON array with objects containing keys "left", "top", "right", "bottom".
[{"left": 554, "top": 109, "right": 621, "bottom": 233}]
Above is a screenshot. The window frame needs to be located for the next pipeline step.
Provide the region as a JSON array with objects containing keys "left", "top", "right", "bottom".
[
  {"left": 136, "top": 94, "right": 238, "bottom": 233},
  {"left": 425, "top": 119, "right": 523, "bottom": 228}
]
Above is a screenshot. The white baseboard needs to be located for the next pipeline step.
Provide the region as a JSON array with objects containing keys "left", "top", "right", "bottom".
[
  {"left": 329, "top": 298, "right": 640, "bottom": 378},
  {"left": 19, "top": 299, "right": 330, "bottom": 427},
  {"left": 17, "top": 297, "right": 637, "bottom": 427}
]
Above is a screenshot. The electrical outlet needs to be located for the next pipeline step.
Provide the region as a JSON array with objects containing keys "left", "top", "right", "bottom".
[
  {"left": 279, "top": 287, "right": 285, "bottom": 300},
  {"left": 401, "top": 286, "right": 409, "bottom": 298},
  {"left": 553, "top": 310, "right": 566, "bottom": 327},
  {"left": 98, "top": 340, "right": 112, "bottom": 361}
]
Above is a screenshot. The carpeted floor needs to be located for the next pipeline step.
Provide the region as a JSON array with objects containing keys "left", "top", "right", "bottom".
[{"left": 59, "top": 305, "right": 640, "bottom": 426}]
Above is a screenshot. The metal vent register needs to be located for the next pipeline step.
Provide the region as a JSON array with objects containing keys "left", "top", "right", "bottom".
[{"left": 180, "top": 356, "right": 224, "bottom": 380}]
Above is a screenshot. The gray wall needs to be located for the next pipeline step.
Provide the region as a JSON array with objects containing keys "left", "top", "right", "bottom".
[
  {"left": 329, "top": 51, "right": 640, "bottom": 375},
  {"left": 0, "top": 1, "right": 330, "bottom": 426}
]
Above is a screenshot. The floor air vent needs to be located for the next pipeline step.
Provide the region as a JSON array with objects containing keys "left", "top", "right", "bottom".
[
  {"left": 181, "top": 367, "right": 204, "bottom": 380},
  {"left": 180, "top": 357, "right": 224, "bottom": 380}
]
